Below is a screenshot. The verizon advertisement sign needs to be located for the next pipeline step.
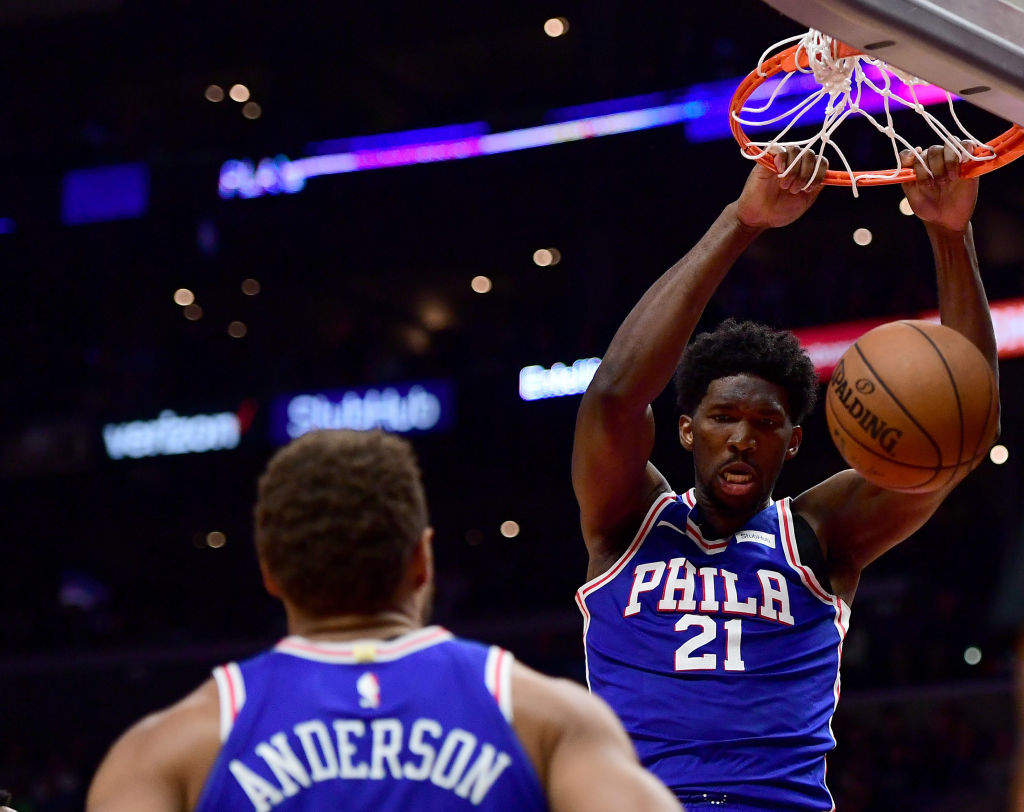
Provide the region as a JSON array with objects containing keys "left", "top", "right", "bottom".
[{"left": 102, "top": 410, "right": 242, "bottom": 460}]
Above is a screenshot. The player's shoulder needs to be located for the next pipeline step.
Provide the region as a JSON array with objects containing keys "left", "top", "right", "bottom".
[
  {"left": 87, "top": 679, "right": 222, "bottom": 811},
  {"left": 510, "top": 660, "right": 628, "bottom": 741},
  {"left": 108, "top": 678, "right": 221, "bottom": 772}
]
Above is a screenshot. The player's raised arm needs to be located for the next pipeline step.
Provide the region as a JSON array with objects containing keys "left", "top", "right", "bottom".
[
  {"left": 795, "top": 145, "right": 1001, "bottom": 604},
  {"left": 510, "top": 662, "right": 685, "bottom": 812},
  {"left": 904, "top": 144, "right": 999, "bottom": 389},
  {"left": 572, "top": 148, "right": 827, "bottom": 574}
]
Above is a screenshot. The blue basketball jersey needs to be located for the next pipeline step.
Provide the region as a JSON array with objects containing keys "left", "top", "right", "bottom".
[
  {"left": 195, "top": 626, "right": 548, "bottom": 811},
  {"left": 577, "top": 490, "right": 850, "bottom": 812}
]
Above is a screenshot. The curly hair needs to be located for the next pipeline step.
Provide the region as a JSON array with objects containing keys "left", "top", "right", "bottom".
[
  {"left": 674, "top": 318, "right": 818, "bottom": 424},
  {"left": 254, "top": 429, "right": 429, "bottom": 617}
]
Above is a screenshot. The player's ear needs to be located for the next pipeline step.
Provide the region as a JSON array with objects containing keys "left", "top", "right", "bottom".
[
  {"left": 259, "top": 560, "right": 282, "bottom": 598},
  {"left": 679, "top": 414, "right": 695, "bottom": 451},
  {"left": 785, "top": 426, "right": 803, "bottom": 459},
  {"left": 410, "top": 528, "right": 434, "bottom": 588}
]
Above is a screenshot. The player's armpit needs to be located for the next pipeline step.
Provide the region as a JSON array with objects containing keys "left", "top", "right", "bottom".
[
  {"left": 573, "top": 394, "right": 669, "bottom": 568},
  {"left": 510, "top": 663, "right": 684, "bottom": 812},
  {"left": 794, "top": 469, "right": 951, "bottom": 602},
  {"left": 86, "top": 680, "right": 222, "bottom": 812}
]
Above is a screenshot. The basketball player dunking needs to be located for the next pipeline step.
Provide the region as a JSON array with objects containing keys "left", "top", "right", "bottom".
[
  {"left": 572, "top": 145, "right": 999, "bottom": 811},
  {"left": 87, "top": 430, "right": 683, "bottom": 811}
]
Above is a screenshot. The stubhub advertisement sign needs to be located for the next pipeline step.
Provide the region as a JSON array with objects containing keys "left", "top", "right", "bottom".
[{"left": 270, "top": 380, "right": 454, "bottom": 445}]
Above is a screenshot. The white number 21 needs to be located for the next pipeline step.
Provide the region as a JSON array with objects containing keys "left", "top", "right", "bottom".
[{"left": 674, "top": 615, "right": 746, "bottom": 672}]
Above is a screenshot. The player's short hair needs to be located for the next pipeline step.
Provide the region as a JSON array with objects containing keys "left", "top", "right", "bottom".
[
  {"left": 255, "top": 429, "right": 429, "bottom": 616},
  {"left": 674, "top": 318, "right": 818, "bottom": 424}
]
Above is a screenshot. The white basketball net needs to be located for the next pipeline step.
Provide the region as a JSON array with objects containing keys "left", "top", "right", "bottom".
[{"left": 734, "top": 29, "right": 997, "bottom": 196}]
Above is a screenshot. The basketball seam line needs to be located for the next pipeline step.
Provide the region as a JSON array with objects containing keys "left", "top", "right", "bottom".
[
  {"left": 828, "top": 384, "right": 990, "bottom": 471},
  {"left": 853, "top": 339, "right": 943, "bottom": 465},
  {"left": 904, "top": 323, "right": 965, "bottom": 482},
  {"left": 967, "top": 368, "right": 997, "bottom": 467},
  {"left": 826, "top": 394, "right": 942, "bottom": 485}
]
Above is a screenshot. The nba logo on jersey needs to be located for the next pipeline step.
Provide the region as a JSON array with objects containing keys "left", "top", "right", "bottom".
[{"left": 357, "top": 671, "right": 380, "bottom": 708}]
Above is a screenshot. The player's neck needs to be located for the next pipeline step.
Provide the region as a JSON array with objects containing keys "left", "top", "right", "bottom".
[
  {"left": 286, "top": 608, "right": 423, "bottom": 643},
  {"left": 692, "top": 491, "right": 771, "bottom": 539}
]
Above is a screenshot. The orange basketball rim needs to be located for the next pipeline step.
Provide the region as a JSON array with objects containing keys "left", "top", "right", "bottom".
[{"left": 729, "top": 36, "right": 1024, "bottom": 187}]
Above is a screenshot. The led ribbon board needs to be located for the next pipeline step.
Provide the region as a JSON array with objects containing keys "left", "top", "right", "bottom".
[
  {"left": 519, "top": 358, "right": 601, "bottom": 401},
  {"left": 270, "top": 380, "right": 454, "bottom": 445},
  {"left": 219, "top": 74, "right": 952, "bottom": 198},
  {"left": 519, "top": 298, "right": 1024, "bottom": 401}
]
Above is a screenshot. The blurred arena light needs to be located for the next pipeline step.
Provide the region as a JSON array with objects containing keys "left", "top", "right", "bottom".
[
  {"left": 228, "top": 83, "right": 250, "bottom": 102},
  {"left": 206, "top": 531, "right": 227, "bottom": 549},
  {"left": 173, "top": 288, "right": 195, "bottom": 306},
  {"left": 401, "top": 325, "right": 431, "bottom": 355},
  {"left": 196, "top": 219, "right": 219, "bottom": 255},
  {"left": 899, "top": 197, "right": 914, "bottom": 215},
  {"left": 471, "top": 275, "right": 492, "bottom": 294},
  {"left": 241, "top": 278, "right": 261, "bottom": 296},
  {"left": 419, "top": 298, "right": 453, "bottom": 331},
  {"left": 62, "top": 163, "right": 149, "bottom": 225},
  {"left": 228, "top": 320, "right": 247, "bottom": 338},
  {"left": 500, "top": 520, "right": 521, "bottom": 538},
  {"left": 533, "top": 247, "right": 562, "bottom": 266},
  {"left": 963, "top": 646, "right": 982, "bottom": 666},
  {"left": 242, "top": 101, "right": 262, "bottom": 120},
  {"left": 59, "top": 571, "right": 109, "bottom": 610},
  {"left": 204, "top": 84, "right": 224, "bottom": 102},
  {"left": 183, "top": 303, "right": 203, "bottom": 321},
  {"left": 990, "top": 444, "right": 1009, "bottom": 464},
  {"left": 852, "top": 227, "right": 873, "bottom": 246},
  {"left": 543, "top": 17, "right": 569, "bottom": 37}
]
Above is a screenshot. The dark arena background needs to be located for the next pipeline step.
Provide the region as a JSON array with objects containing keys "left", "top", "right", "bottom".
[{"left": 2, "top": 2, "right": 1024, "bottom": 810}]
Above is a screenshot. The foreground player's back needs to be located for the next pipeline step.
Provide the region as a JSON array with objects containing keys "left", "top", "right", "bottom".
[
  {"left": 88, "top": 430, "right": 683, "bottom": 812},
  {"left": 87, "top": 628, "right": 685, "bottom": 812},
  {"left": 197, "top": 628, "right": 546, "bottom": 811}
]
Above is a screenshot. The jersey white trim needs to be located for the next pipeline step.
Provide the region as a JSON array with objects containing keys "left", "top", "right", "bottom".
[
  {"left": 575, "top": 491, "right": 677, "bottom": 689},
  {"left": 776, "top": 497, "right": 848, "bottom": 812},
  {"left": 776, "top": 499, "right": 851, "bottom": 621},
  {"left": 274, "top": 625, "right": 453, "bottom": 664},
  {"left": 485, "top": 646, "right": 514, "bottom": 723},
  {"left": 680, "top": 488, "right": 778, "bottom": 555},
  {"left": 576, "top": 491, "right": 677, "bottom": 612},
  {"left": 212, "top": 662, "right": 246, "bottom": 742}
]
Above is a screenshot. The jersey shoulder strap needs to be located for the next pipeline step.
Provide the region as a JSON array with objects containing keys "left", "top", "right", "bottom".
[
  {"left": 211, "top": 662, "right": 246, "bottom": 742},
  {"left": 483, "top": 645, "right": 515, "bottom": 723},
  {"left": 792, "top": 511, "right": 834, "bottom": 594}
]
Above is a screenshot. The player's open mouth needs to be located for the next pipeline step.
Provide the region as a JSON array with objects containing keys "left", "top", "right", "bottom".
[{"left": 718, "top": 464, "right": 758, "bottom": 496}]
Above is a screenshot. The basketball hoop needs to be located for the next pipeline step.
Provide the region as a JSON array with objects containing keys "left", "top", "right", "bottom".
[{"left": 729, "top": 30, "right": 1024, "bottom": 195}]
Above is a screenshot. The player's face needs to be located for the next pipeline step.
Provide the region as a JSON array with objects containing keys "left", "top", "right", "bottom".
[{"left": 680, "top": 374, "right": 801, "bottom": 518}]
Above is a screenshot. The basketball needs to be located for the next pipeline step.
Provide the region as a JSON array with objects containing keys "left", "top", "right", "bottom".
[{"left": 825, "top": 320, "right": 998, "bottom": 493}]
